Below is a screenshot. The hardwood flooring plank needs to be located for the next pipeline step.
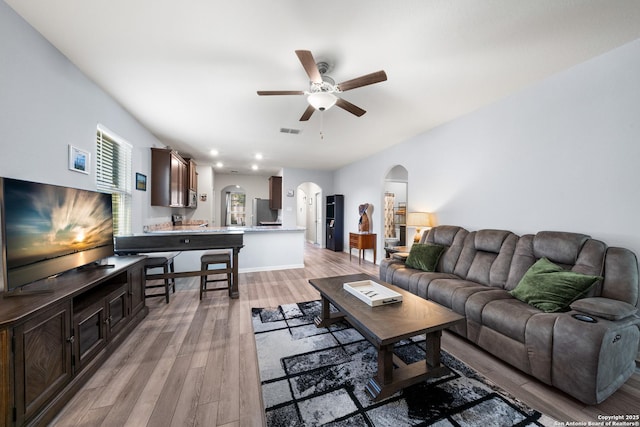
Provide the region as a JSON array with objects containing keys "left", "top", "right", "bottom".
[
  {"left": 146, "top": 354, "right": 192, "bottom": 426},
  {"left": 194, "top": 401, "right": 219, "bottom": 427},
  {"left": 216, "top": 299, "right": 241, "bottom": 425},
  {"left": 98, "top": 331, "right": 174, "bottom": 426},
  {"left": 238, "top": 331, "right": 264, "bottom": 427},
  {"left": 170, "top": 366, "right": 205, "bottom": 427}
]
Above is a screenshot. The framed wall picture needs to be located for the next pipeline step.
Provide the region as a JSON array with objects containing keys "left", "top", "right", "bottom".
[
  {"left": 68, "top": 145, "right": 90, "bottom": 174},
  {"left": 135, "top": 173, "right": 147, "bottom": 191}
]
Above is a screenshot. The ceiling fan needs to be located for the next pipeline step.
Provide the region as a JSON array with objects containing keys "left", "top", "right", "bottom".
[{"left": 257, "top": 50, "right": 387, "bottom": 121}]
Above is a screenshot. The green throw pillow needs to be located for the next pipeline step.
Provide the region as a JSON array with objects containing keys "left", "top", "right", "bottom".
[
  {"left": 510, "top": 258, "right": 601, "bottom": 313},
  {"left": 405, "top": 244, "right": 445, "bottom": 272}
]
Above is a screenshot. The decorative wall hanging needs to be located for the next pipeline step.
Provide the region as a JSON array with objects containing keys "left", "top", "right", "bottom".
[
  {"left": 359, "top": 203, "right": 371, "bottom": 233},
  {"left": 135, "top": 173, "right": 147, "bottom": 191},
  {"left": 68, "top": 145, "right": 90, "bottom": 174}
]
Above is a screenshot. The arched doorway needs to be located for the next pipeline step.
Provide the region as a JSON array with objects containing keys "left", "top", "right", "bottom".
[
  {"left": 382, "top": 165, "right": 408, "bottom": 247},
  {"left": 220, "top": 185, "right": 247, "bottom": 226}
]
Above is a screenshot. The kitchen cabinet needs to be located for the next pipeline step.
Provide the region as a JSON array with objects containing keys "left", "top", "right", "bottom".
[
  {"left": 185, "top": 159, "right": 197, "bottom": 192},
  {"left": 269, "top": 176, "right": 282, "bottom": 210},
  {"left": 151, "top": 148, "right": 188, "bottom": 207}
]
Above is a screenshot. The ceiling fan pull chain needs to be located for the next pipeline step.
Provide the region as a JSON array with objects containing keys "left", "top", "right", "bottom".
[{"left": 320, "top": 111, "right": 324, "bottom": 140}]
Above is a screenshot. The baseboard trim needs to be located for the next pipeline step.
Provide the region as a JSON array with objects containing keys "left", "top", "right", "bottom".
[{"left": 238, "top": 263, "right": 305, "bottom": 273}]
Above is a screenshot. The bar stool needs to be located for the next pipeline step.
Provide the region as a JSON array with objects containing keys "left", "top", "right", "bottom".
[
  {"left": 143, "top": 252, "right": 180, "bottom": 303},
  {"left": 200, "top": 251, "right": 232, "bottom": 300}
]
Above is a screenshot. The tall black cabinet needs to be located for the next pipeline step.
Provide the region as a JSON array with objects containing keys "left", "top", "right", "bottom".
[{"left": 326, "top": 194, "right": 344, "bottom": 251}]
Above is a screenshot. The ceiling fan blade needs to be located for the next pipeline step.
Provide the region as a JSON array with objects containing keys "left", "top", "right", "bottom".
[
  {"left": 295, "top": 50, "right": 322, "bottom": 84},
  {"left": 299, "top": 105, "right": 315, "bottom": 121},
  {"left": 335, "top": 98, "right": 366, "bottom": 117},
  {"left": 336, "top": 70, "right": 387, "bottom": 92},
  {"left": 257, "top": 90, "right": 305, "bottom": 96}
]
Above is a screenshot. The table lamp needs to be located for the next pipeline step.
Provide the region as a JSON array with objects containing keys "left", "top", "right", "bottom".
[{"left": 406, "top": 212, "right": 431, "bottom": 243}]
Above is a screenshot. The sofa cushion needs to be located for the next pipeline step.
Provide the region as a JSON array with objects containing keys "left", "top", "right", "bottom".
[
  {"left": 533, "top": 231, "right": 590, "bottom": 266},
  {"left": 570, "top": 297, "right": 638, "bottom": 321},
  {"left": 480, "top": 298, "right": 542, "bottom": 343},
  {"left": 424, "top": 226, "right": 469, "bottom": 274},
  {"left": 405, "top": 244, "right": 445, "bottom": 272},
  {"left": 510, "top": 258, "right": 601, "bottom": 312}
]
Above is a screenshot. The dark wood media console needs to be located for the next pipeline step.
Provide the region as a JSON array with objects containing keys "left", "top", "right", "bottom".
[{"left": 0, "top": 255, "right": 147, "bottom": 427}]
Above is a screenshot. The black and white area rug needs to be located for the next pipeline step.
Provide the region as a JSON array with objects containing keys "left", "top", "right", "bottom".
[{"left": 252, "top": 300, "right": 555, "bottom": 427}]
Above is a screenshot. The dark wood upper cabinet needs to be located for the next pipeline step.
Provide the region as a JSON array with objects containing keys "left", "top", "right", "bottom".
[
  {"left": 151, "top": 148, "right": 188, "bottom": 207},
  {"left": 185, "top": 158, "right": 198, "bottom": 192},
  {"left": 269, "top": 176, "right": 282, "bottom": 210}
]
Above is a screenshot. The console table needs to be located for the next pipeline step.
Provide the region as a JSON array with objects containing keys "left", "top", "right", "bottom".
[{"left": 349, "top": 232, "right": 377, "bottom": 264}]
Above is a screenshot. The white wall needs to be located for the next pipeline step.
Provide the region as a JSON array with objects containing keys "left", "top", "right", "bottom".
[
  {"left": 0, "top": 2, "right": 171, "bottom": 233},
  {"left": 336, "top": 38, "right": 640, "bottom": 262}
]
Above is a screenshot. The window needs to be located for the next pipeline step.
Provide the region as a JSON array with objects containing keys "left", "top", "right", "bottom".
[{"left": 96, "top": 126, "right": 132, "bottom": 236}]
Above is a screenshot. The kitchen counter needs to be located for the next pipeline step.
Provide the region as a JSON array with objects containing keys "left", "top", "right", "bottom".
[
  {"left": 125, "top": 225, "right": 306, "bottom": 273},
  {"left": 143, "top": 225, "right": 302, "bottom": 234}
]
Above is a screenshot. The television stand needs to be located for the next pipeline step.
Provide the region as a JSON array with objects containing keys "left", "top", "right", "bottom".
[
  {"left": 77, "top": 261, "right": 116, "bottom": 270},
  {"left": 0, "top": 255, "right": 147, "bottom": 426},
  {"left": 2, "top": 283, "right": 54, "bottom": 297}
]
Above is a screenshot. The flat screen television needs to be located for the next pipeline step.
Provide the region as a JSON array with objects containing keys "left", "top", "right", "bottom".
[{"left": 0, "top": 177, "right": 114, "bottom": 293}]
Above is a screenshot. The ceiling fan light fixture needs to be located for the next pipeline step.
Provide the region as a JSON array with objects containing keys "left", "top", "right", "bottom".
[{"left": 307, "top": 92, "right": 337, "bottom": 111}]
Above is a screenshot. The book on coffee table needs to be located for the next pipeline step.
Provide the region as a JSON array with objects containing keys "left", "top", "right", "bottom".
[{"left": 343, "top": 280, "right": 403, "bottom": 306}]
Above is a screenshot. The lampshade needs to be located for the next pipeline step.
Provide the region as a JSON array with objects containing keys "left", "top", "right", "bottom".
[
  {"left": 307, "top": 92, "right": 337, "bottom": 111},
  {"left": 406, "top": 212, "right": 431, "bottom": 227}
]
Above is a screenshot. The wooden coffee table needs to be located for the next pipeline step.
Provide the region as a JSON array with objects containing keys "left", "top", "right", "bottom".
[{"left": 308, "top": 273, "right": 464, "bottom": 401}]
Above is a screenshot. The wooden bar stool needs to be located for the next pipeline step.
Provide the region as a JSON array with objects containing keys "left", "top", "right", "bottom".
[
  {"left": 200, "top": 251, "right": 232, "bottom": 300},
  {"left": 143, "top": 252, "right": 180, "bottom": 303}
]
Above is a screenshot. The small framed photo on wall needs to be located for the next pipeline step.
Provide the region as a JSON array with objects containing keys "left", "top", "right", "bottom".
[
  {"left": 69, "top": 145, "right": 90, "bottom": 174},
  {"left": 136, "top": 173, "right": 147, "bottom": 191}
]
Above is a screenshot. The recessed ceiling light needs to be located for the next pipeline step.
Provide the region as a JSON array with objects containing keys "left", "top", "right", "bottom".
[
  {"left": 216, "top": 161, "right": 223, "bottom": 167},
  {"left": 251, "top": 164, "right": 258, "bottom": 171},
  {"left": 255, "top": 153, "right": 263, "bottom": 160},
  {"left": 210, "top": 149, "right": 219, "bottom": 156}
]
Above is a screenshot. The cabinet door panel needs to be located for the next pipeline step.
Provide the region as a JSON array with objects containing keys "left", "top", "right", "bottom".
[
  {"left": 106, "top": 285, "right": 129, "bottom": 339},
  {"left": 129, "top": 265, "right": 145, "bottom": 315},
  {"left": 14, "top": 301, "right": 72, "bottom": 424},
  {"left": 75, "top": 303, "right": 106, "bottom": 371}
]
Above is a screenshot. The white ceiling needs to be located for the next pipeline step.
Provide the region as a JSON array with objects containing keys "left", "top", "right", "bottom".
[{"left": 6, "top": 0, "right": 640, "bottom": 175}]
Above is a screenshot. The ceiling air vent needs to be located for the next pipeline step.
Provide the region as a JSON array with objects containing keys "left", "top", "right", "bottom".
[{"left": 280, "top": 127, "right": 301, "bottom": 135}]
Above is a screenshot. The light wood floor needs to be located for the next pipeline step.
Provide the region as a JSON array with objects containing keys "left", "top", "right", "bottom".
[{"left": 50, "top": 244, "right": 640, "bottom": 426}]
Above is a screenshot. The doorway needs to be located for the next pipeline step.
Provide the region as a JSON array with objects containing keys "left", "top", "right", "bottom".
[
  {"left": 221, "top": 185, "right": 247, "bottom": 226},
  {"left": 296, "top": 182, "right": 323, "bottom": 245},
  {"left": 382, "top": 166, "right": 408, "bottom": 247}
]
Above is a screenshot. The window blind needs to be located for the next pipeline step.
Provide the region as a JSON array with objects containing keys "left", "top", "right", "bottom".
[{"left": 96, "top": 126, "right": 132, "bottom": 236}]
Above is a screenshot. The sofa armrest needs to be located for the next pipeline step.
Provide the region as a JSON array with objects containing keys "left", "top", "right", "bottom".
[
  {"left": 391, "top": 252, "right": 409, "bottom": 261},
  {"left": 552, "top": 311, "right": 640, "bottom": 404},
  {"left": 570, "top": 297, "right": 639, "bottom": 321}
]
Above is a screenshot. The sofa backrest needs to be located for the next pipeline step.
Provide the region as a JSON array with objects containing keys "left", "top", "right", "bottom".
[
  {"left": 505, "top": 231, "right": 606, "bottom": 293},
  {"left": 423, "top": 225, "right": 468, "bottom": 274},
  {"left": 453, "top": 229, "right": 518, "bottom": 288},
  {"left": 602, "top": 247, "right": 639, "bottom": 307}
]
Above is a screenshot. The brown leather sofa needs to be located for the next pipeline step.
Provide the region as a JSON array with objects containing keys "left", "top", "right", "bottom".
[{"left": 379, "top": 225, "right": 640, "bottom": 404}]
